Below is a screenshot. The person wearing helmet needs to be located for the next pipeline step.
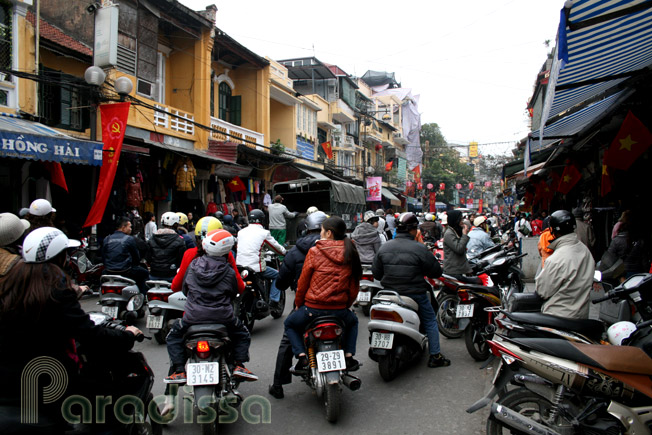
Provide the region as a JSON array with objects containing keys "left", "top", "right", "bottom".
[
  {"left": 0, "top": 212, "right": 30, "bottom": 277},
  {"left": 535, "top": 210, "right": 594, "bottom": 319},
  {"left": 295, "top": 206, "right": 320, "bottom": 239},
  {"left": 25, "top": 198, "right": 56, "bottom": 233},
  {"left": 0, "top": 227, "right": 141, "bottom": 426},
  {"left": 232, "top": 209, "right": 247, "bottom": 227},
  {"left": 101, "top": 217, "right": 149, "bottom": 294},
  {"left": 419, "top": 212, "right": 443, "bottom": 242},
  {"left": 165, "top": 229, "right": 257, "bottom": 384},
  {"left": 236, "top": 209, "right": 287, "bottom": 308},
  {"left": 221, "top": 214, "right": 240, "bottom": 237},
  {"left": 466, "top": 216, "right": 495, "bottom": 258},
  {"left": 175, "top": 212, "right": 196, "bottom": 250},
  {"left": 214, "top": 211, "right": 225, "bottom": 222},
  {"left": 146, "top": 212, "right": 187, "bottom": 282},
  {"left": 269, "top": 211, "right": 328, "bottom": 399},
  {"left": 372, "top": 212, "right": 450, "bottom": 368},
  {"left": 350, "top": 211, "right": 382, "bottom": 264},
  {"left": 268, "top": 195, "right": 297, "bottom": 248},
  {"left": 375, "top": 208, "right": 385, "bottom": 218}
]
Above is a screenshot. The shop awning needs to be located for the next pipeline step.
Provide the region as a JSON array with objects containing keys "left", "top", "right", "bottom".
[
  {"left": 541, "top": 1, "right": 652, "bottom": 136},
  {"left": 0, "top": 115, "right": 103, "bottom": 165},
  {"left": 293, "top": 165, "right": 330, "bottom": 180},
  {"left": 382, "top": 187, "right": 401, "bottom": 207}
]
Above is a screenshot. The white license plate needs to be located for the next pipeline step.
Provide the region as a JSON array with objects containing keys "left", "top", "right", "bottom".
[
  {"left": 456, "top": 304, "right": 474, "bottom": 318},
  {"left": 186, "top": 362, "right": 220, "bottom": 386},
  {"left": 357, "top": 291, "right": 371, "bottom": 302},
  {"left": 101, "top": 305, "right": 119, "bottom": 319},
  {"left": 316, "top": 350, "right": 346, "bottom": 373},
  {"left": 371, "top": 332, "right": 394, "bottom": 349},
  {"left": 146, "top": 315, "right": 164, "bottom": 329}
]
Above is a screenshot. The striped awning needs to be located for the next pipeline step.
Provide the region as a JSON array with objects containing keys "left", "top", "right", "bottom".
[{"left": 541, "top": 0, "right": 652, "bottom": 135}]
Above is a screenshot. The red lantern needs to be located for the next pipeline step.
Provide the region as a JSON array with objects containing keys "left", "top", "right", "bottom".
[
  {"left": 469, "top": 182, "right": 474, "bottom": 190},
  {"left": 406, "top": 181, "right": 413, "bottom": 187},
  {"left": 484, "top": 181, "right": 492, "bottom": 187},
  {"left": 455, "top": 183, "right": 462, "bottom": 190},
  {"left": 439, "top": 183, "right": 445, "bottom": 190},
  {"left": 375, "top": 144, "right": 383, "bottom": 151},
  {"left": 426, "top": 183, "right": 434, "bottom": 190},
  {"left": 417, "top": 183, "right": 423, "bottom": 190}
]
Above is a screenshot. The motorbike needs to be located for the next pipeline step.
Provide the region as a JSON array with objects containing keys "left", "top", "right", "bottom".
[
  {"left": 146, "top": 280, "right": 186, "bottom": 344},
  {"left": 183, "top": 323, "right": 253, "bottom": 435},
  {"left": 291, "top": 315, "right": 361, "bottom": 422},
  {"left": 67, "top": 247, "right": 104, "bottom": 294},
  {"left": 356, "top": 264, "right": 384, "bottom": 317},
  {"left": 98, "top": 274, "right": 146, "bottom": 325},
  {"left": 367, "top": 289, "right": 435, "bottom": 381}
]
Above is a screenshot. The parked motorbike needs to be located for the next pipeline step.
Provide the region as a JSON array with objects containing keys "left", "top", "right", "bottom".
[
  {"left": 291, "top": 315, "right": 361, "bottom": 422},
  {"left": 183, "top": 323, "right": 252, "bottom": 435},
  {"left": 146, "top": 280, "right": 186, "bottom": 344},
  {"left": 67, "top": 247, "right": 104, "bottom": 294},
  {"left": 98, "top": 274, "right": 145, "bottom": 325},
  {"left": 368, "top": 290, "right": 433, "bottom": 381},
  {"left": 356, "top": 264, "right": 383, "bottom": 316}
]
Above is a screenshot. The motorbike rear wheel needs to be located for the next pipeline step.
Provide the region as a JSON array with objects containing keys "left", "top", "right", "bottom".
[
  {"left": 235, "top": 292, "right": 256, "bottom": 332},
  {"left": 437, "top": 294, "right": 464, "bottom": 339},
  {"left": 194, "top": 402, "right": 219, "bottom": 435},
  {"left": 464, "top": 323, "right": 491, "bottom": 361},
  {"left": 486, "top": 388, "right": 566, "bottom": 435},
  {"left": 378, "top": 353, "right": 400, "bottom": 382},
  {"left": 323, "top": 383, "right": 341, "bottom": 422},
  {"left": 362, "top": 304, "right": 371, "bottom": 317}
]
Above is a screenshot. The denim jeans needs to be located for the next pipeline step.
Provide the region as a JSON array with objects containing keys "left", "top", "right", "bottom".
[
  {"left": 166, "top": 317, "right": 251, "bottom": 372},
  {"left": 284, "top": 306, "right": 358, "bottom": 356},
  {"left": 410, "top": 293, "right": 441, "bottom": 355},
  {"left": 262, "top": 267, "right": 282, "bottom": 302}
]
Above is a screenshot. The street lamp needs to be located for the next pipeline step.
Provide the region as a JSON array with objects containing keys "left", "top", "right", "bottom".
[
  {"left": 114, "top": 76, "right": 133, "bottom": 100},
  {"left": 84, "top": 66, "right": 107, "bottom": 141}
]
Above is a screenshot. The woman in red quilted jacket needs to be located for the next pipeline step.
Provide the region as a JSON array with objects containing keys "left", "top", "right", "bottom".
[{"left": 284, "top": 216, "right": 362, "bottom": 372}]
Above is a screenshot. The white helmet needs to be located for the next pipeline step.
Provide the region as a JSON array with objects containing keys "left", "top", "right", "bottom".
[
  {"left": 425, "top": 213, "right": 435, "bottom": 222},
  {"left": 306, "top": 206, "right": 319, "bottom": 215},
  {"left": 202, "top": 229, "right": 235, "bottom": 257},
  {"left": 607, "top": 321, "right": 637, "bottom": 345},
  {"left": 22, "top": 227, "right": 80, "bottom": 263},
  {"left": 161, "top": 211, "right": 180, "bottom": 227}
]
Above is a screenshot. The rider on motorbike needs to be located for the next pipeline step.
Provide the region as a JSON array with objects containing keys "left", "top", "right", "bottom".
[
  {"left": 176, "top": 212, "right": 197, "bottom": 249},
  {"left": 466, "top": 216, "right": 495, "bottom": 258},
  {"left": 350, "top": 211, "right": 382, "bottom": 264},
  {"left": 236, "top": 209, "right": 287, "bottom": 309},
  {"left": 147, "top": 212, "right": 187, "bottom": 282},
  {"left": 101, "top": 216, "right": 149, "bottom": 294},
  {"left": 165, "top": 229, "right": 257, "bottom": 384},
  {"left": 443, "top": 209, "right": 481, "bottom": 284},
  {"left": 373, "top": 212, "right": 451, "bottom": 368}
]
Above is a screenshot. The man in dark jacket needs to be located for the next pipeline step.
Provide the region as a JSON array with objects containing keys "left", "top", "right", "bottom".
[
  {"left": 373, "top": 212, "right": 450, "bottom": 368},
  {"left": 269, "top": 211, "right": 327, "bottom": 399},
  {"left": 147, "top": 212, "right": 187, "bottom": 282},
  {"left": 102, "top": 217, "right": 149, "bottom": 293}
]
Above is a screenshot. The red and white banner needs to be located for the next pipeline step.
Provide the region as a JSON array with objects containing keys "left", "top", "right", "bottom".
[{"left": 429, "top": 192, "right": 437, "bottom": 212}]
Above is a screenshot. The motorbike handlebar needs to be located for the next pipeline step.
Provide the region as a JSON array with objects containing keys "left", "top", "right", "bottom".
[{"left": 102, "top": 320, "right": 150, "bottom": 342}]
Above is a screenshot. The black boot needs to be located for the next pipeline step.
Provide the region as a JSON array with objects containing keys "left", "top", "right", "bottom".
[
  {"left": 268, "top": 384, "right": 284, "bottom": 399},
  {"left": 428, "top": 353, "right": 451, "bottom": 368}
]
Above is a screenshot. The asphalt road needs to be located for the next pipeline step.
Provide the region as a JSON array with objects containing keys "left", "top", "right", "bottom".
[{"left": 81, "top": 294, "right": 494, "bottom": 435}]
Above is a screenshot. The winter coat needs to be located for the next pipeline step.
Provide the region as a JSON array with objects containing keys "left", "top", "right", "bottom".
[
  {"left": 536, "top": 233, "right": 594, "bottom": 319},
  {"left": 147, "top": 229, "right": 186, "bottom": 278},
  {"left": 377, "top": 218, "right": 389, "bottom": 243},
  {"left": 515, "top": 218, "right": 532, "bottom": 240},
  {"left": 174, "top": 159, "right": 197, "bottom": 192},
  {"left": 125, "top": 180, "right": 143, "bottom": 208},
  {"left": 171, "top": 248, "right": 244, "bottom": 294},
  {"left": 182, "top": 256, "right": 237, "bottom": 324},
  {"left": 419, "top": 221, "right": 442, "bottom": 241},
  {"left": 0, "top": 247, "right": 20, "bottom": 277},
  {"left": 608, "top": 232, "right": 649, "bottom": 275},
  {"left": 575, "top": 218, "right": 595, "bottom": 252},
  {"left": 350, "top": 222, "right": 382, "bottom": 264},
  {"left": 267, "top": 203, "right": 296, "bottom": 230},
  {"left": 101, "top": 231, "right": 140, "bottom": 271},
  {"left": 177, "top": 230, "right": 197, "bottom": 250},
  {"left": 372, "top": 232, "right": 442, "bottom": 295},
  {"left": 296, "top": 240, "right": 359, "bottom": 310},
  {"left": 236, "top": 224, "right": 286, "bottom": 272},
  {"left": 443, "top": 226, "right": 472, "bottom": 274},
  {"left": 277, "top": 232, "right": 320, "bottom": 291},
  {"left": 467, "top": 227, "right": 495, "bottom": 258}
]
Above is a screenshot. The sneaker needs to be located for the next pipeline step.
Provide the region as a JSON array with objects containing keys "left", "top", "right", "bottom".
[
  {"left": 233, "top": 365, "right": 258, "bottom": 381},
  {"left": 268, "top": 384, "right": 284, "bottom": 399},
  {"left": 428, "top": 353, "right": 451, "bottom": 368},
  {"left": 291, "top": 355, "right": 309, "bottom": 374},
  {"left": 345, "top": 356, "right": 360, "bottom": 372},
  {"left": 164, "top": 372, "right": 187, "bottom": 384}
]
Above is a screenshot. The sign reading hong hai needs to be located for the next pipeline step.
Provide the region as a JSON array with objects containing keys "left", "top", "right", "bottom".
[{"left": 0, "top": 134, "right": 104, "bottom": 166}]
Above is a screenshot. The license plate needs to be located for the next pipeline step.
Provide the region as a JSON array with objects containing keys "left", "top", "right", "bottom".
[
  {"left": 456, "top": 304, "right": 474, "bottom": 318},
  {"left": 186, "top": 362, "right": 220, "bottom": 386},
  {"left": 371, "top": 332, "right": 394, "bottom": 349},
  {"left": 146, "top": 315, "right": 164, "bottom": 329},
  {"left": 101, "top": 305, "right": 119, "bottom": 319},
  {"left": 316, "top": 350, "right": 345, "bottom": 373},
  {"left": 357, "top": 291, "right": 371, "bottom": 302}
]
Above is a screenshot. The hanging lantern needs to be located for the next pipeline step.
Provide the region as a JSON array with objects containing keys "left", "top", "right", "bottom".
[
  {"left": 469, "top": 182, "right": 475, "bottom": 190},
  {"left": 455, "top": 183, "right": 462, "bottom": 190},
  {"left": 406, "top": 181, "right": 413, "bottom": 187},
  {"left": 375, "top": 144, "right": 383, "bottom": 151},
  {"left": 417, "top": 182, "right": 423, "bottom": 190},
  {"left": 484, "top": 181, "right": 492, "bottom": 187},
  {"left": 439, "top": 183, "right": 445, "bottom": 190},
  {"left": 427, "top": 183, "right": 434, "bottom": 190}
]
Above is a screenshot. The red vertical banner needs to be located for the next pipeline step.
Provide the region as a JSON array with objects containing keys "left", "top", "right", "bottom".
[
  {"left": 429, "top": 192, "right": 437, "bottom": 212},
  {"left": 83, "top": 102, "right": 131, "bottom": 228},
  {"left": 478, "top": 199, "right": 483, "bottom": 212}
]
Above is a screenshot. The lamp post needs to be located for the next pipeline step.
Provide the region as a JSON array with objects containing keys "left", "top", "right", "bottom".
[{"left": 84, "top": 66, "right": 106, "bottom": 141}]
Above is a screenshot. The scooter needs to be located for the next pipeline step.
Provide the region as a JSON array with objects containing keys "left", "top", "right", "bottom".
[
  {"left": 67, "top": 247, "right": 105, "bottom": 294},
  {"left": 98, "top": 275, "right": 145, "bottom": 325},
  {"left": 367, "top": 290, "right": 430, "bottom": 381},
  {"left": 146, "top": 280, "right": 186, "bottom": 344},
  {"left": 236, "top": 261, "right": 285, "bottom": 333},
  {"left": 356, "top": 264, "right": 383, "bottom": 317}
]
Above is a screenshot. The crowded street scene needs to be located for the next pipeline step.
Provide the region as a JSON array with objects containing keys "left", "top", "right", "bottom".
[{"left": 1, "top": 0, "right": 652, "bottom": 434}]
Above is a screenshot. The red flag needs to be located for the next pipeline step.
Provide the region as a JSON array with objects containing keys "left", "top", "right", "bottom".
[
  {"left": 601, "top": 157, "right": 612, "bottom": 197},
  {"left": 44, "top": 161, "right": 68, "bottom": 192},
  {"left": 321, "top": 141, "right": 333, "bottom": 160},
  {"left": 604, "top": 111, "right": 652, "bottom": 170},
  {"left": 557, "top": 164, "right": 581, "bottom": 194},
  {"left": 478, "top": 199, "right": 483, "bottom": 213},
  {"left": 83, "top": 102, "right": 131, "bottom": 228},
  {"left": 429, "top": 192, "right": 437, "bottom": 213},
  {"left": 412, "top": 164, "right": 421, "bottom": 182},
  {"left": 228, "top": 176, "right": 246, "bottom": 192},
  {"left": 385, "top": 160, "right": 394, "bottom": 171}
]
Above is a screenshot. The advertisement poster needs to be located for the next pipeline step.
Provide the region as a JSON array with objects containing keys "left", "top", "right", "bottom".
[{"left": 366, "top": 177, "right": 382, "bottom": 201}]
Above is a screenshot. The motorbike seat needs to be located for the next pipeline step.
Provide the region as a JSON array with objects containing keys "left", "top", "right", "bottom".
[
  {"left": 373, "top": 293, "right": 419, "bottom": 312},
  {"left": 185, "top": 324, "right": 230, "bottom": 340},
  {"left": 306, "top": 315, "right": 345, "bottom": 331},
  {"left": 506, "top": 311, "right": 604, "bottom": 342}
]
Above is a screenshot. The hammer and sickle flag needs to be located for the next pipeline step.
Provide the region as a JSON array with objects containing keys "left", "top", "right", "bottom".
[{"left": 83, "top": 102, "right": 131, "bottom": 228}]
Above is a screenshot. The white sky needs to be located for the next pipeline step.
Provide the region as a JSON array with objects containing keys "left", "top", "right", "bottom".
[{"left": 181, "top": 0, "right": 562, "bottom": 156}]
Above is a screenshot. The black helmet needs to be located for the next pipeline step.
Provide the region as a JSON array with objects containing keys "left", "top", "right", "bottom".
[
  {"left": 396, "top": 212, "right": 419, "bottom": 233},
  {"left": 214, "top": 211, "right": 224, "bottom": 221},
  {"left": 549, "top": 210, "right": 576, "bottom": 237},
  {"left": 248, "top": 209, "right": 265, "bottom": 224},
  {"left": 305, "top": 211, "right": 328, "bottom": 231}
]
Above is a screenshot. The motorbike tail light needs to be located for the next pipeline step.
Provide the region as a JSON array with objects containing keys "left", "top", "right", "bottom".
[
  {"left": 196, "top": 340, "right": 211, "bottom": 359},
  {"left": 458, "top": 290, "right": 470, "bottom": 302},
  {"left": 361, "top": 276, "right": 374, "bottom": 281},
  {"left": 370, "top": 309, "right": 404, "bottom": 323},
  {"left": 101, "top": 285, "right": 124, "bottom": 295},
  {"left": 487, "top": 340, "right": 522, "bottom": 362},
  {"left": 312, "top": 324, "right": 343, "bottom": 340},
  {"left": 147, "top": 292, "right": 169, "bottom": 303}
]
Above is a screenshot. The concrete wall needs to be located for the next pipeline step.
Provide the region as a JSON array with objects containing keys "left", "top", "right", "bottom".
[{"left": 521, "top": 236, "right": 541, "bottom": 281}]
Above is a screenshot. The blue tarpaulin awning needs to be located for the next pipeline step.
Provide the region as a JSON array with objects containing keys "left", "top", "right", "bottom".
[{"left": 0, "top": 115, "right": 104, "bottom": 166}]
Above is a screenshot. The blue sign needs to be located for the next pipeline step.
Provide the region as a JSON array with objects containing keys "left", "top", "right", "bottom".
[
  {"left": 0, "top": 116, "right": 103, "bottom": 166},
  {"left": 504, "top": 196, "right": 514, "bottom": 205}
]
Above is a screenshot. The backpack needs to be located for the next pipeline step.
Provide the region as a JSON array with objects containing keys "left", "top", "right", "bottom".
[{"left": 518, "top": 219, "right": 530, "bottom": 236}]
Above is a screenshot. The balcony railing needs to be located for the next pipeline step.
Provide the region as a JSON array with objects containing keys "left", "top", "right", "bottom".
[
  {"left": 154, "top": 104, "right": 195, "bottom": 135},
  {"left": 210, "top": 116, "right": 265, "bottom": 150}
]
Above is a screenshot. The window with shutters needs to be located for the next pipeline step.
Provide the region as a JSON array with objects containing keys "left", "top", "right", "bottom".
[
  {"left": 39, "top": 67, "right": 90, "bottom": 132},
  {"left": 210, "top": 80, "right": 215, "bottom": 117},
  {"left": 217, "top": 82, "right": 241, "bottom": 126},
  {"left": 0, "top": 0, "right": 12, "bottom": 106}
]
